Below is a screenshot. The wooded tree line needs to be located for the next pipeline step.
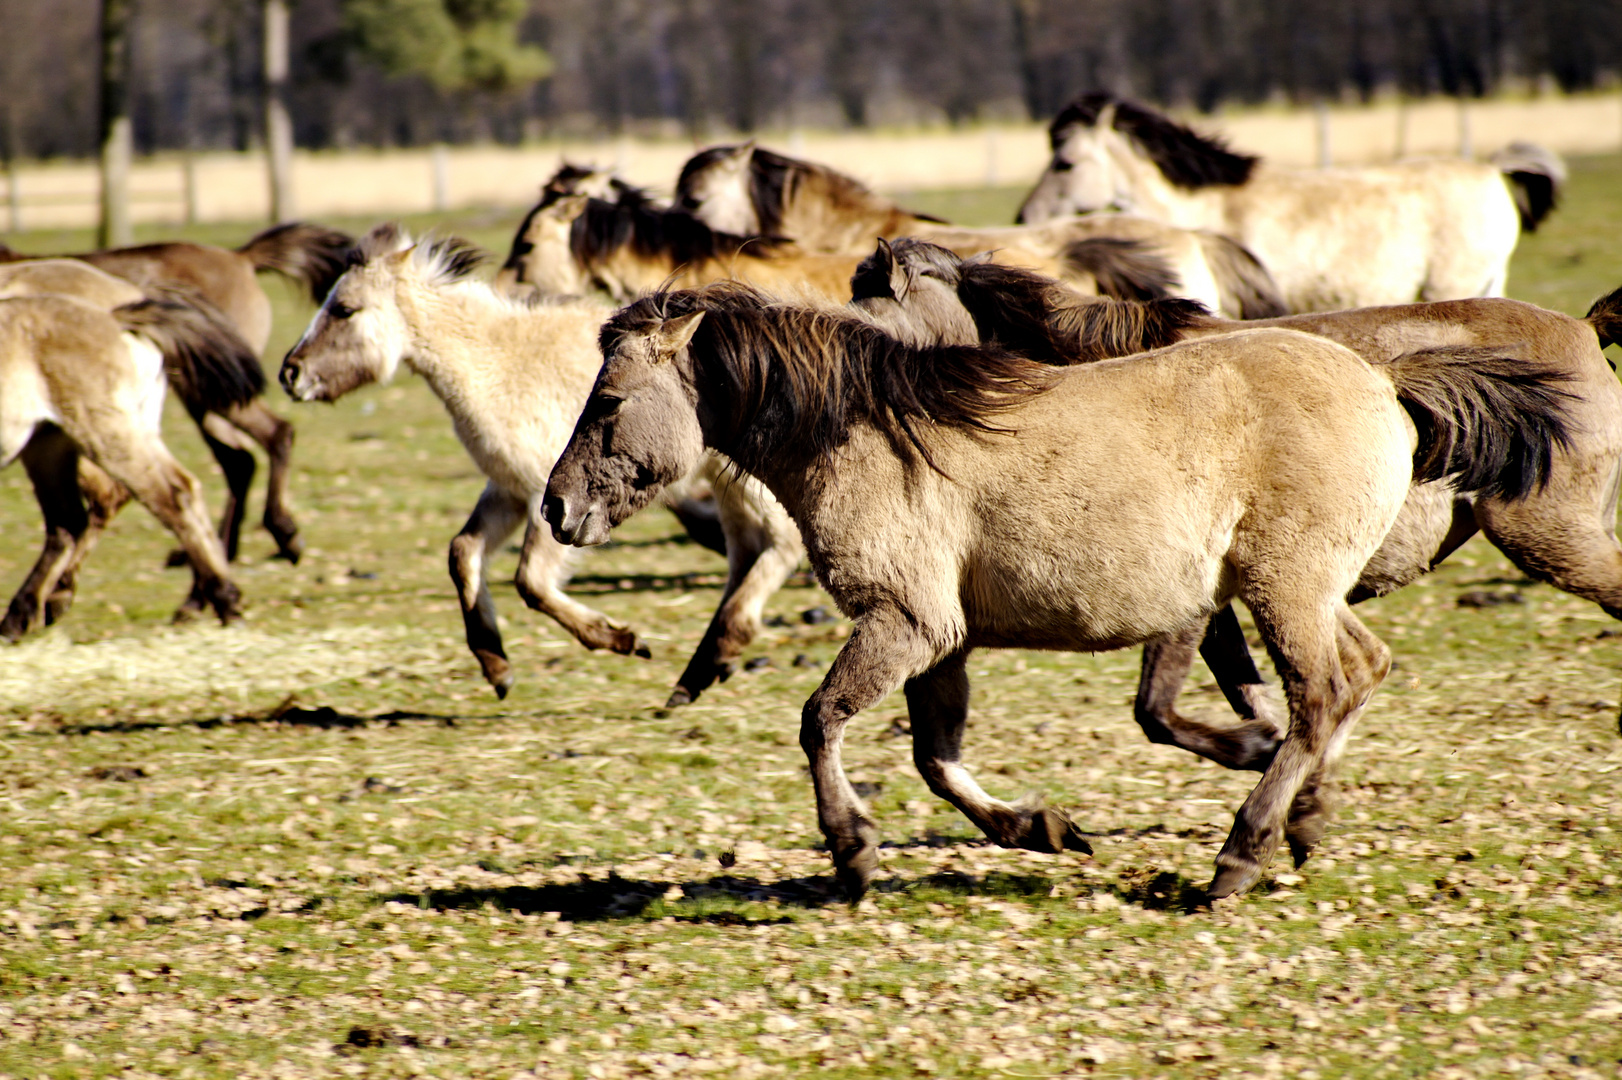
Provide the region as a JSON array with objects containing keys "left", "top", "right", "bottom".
[{"left": 0, "top": 0, "right": 1617, "bottom": 159}]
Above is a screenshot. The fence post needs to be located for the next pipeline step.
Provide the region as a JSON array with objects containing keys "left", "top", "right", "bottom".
[
  {"left": 1315, "top": 102, "right": 1331, "bottom": 167},
  {"left": 182, "top": 152, "right": 198, "bottom": 226},
  {"left": 2, "top": 107, "right": 18, "bottom": 234},
  {"left": 1457, "top": 98, "right": 1473, "bottom": 158}
]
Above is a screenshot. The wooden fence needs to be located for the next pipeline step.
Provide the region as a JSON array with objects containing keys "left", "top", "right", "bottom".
[{"left": 4, "top": 92, "right": 1620, "bottom": 234}]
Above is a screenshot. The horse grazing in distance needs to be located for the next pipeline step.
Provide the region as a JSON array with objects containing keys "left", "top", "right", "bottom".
[
  {"left": 0, "top": 222, "right": 355, "bottom": 562},
  {"left": 545, "top": 282, "right": 1571, "bottom": 899},
  {"left": 0, "top": 287, "right": 245, "bottom": 637},
  {"left": 673, "top": 141, "right": 1287, "bottom": 319},
  {"left": 279, "top": 224, "right": 807, "bottom": 705},
  {"left": 1016, "top": 92, "right": 1565, "bottom": 311},
  {"left": 868, "top": 238, "right": 1622, "bottom": 768}
]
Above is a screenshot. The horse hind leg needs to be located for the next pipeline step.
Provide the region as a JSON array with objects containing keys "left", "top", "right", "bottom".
[
  {"left": 1284, "top": 607, "right": 1391, "bottom": 868},
  {"left": 1133, "top": 606, "right": 1284, "bottom": 772},
  {"left": 1209, "top": 597, "right": 1370, "bottom": 900},
  {"left": 46, "top": 459, "right": 134, "bottom": 626},
  {"left": 907, "top": 651, "right": 1092, "bottom": 856},
  {"left": 215, "top": 401, "right": 302, "bottom": 562},
  {"left": 448, "top": 485, "right": 527, "bottom": 697},
  {"left": 1, "top": 428, "right": 91, "bottom": 641},
  {"left": 668, "top": 483, "right": 802, "bottom": 707},
  {"left": 190, "top": 410, "right": 254, "bottom": 563}
]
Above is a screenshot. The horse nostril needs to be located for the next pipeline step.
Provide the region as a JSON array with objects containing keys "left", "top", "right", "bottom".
[{"left": 543, "top": 492, "right": 570, "bottom": 537}]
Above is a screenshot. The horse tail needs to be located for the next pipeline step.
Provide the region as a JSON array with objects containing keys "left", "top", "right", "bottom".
[
  {"left": 1489, "top": 142, "right": 1566, "bottom": 232},
  {"left": 1379, "top": 344, "right": 1574, "bottom": 501},
  {"left": 113, "top": 291, "right": 265, "bottom": 415},
  {"left": 1584, "top": 284, "right": 1622, "bottom": 351},
  {"left": 1060, "top": 238, "right": 1180, "bottom": 302},
  {"left": 1195, "top": 232, "right": 1288, "bottom": 319},
  {"left": 235, "top": 222, "right": 355, "bottom": 305}
]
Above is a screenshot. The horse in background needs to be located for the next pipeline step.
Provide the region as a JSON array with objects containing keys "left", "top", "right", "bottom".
[
  {"left": 673, "top": 142, "right": 1286, "bottom": 318},
  {"left": 1016, "top": 92, "right": 1565, "bottom": 312},
  {"left": 0, "top": 222, "right": 355, "bottom": 563},
  {"left": 867, "top": 238, "right": 1622, "bottom": 767},
  {"left": 546, "top": 282, "right": 1571, "bottom": 899},
  {"left": 0, "top": 272, "right": 246, "bottom": 636}
]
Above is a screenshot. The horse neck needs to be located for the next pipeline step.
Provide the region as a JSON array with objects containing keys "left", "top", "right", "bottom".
[
  {"left": 1106, "top": 133, "right": 1228, "bottom": 230},
  {"left": 392, "top": 277, "right": 521, "bottom": 408}
]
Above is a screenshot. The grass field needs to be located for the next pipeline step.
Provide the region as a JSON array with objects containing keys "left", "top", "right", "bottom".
[{"left": 1, "top": 161, "right": 1620, "bottom": 1079}]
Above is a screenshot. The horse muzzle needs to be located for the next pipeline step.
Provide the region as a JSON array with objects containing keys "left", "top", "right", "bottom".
[{"left": 543, "top": 491, "right": 611, "bottom": 547}]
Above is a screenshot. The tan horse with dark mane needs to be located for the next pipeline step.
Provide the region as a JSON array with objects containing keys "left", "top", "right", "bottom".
[
  {"left": 673, "top": 142, "right": 1286, "bottom": 318},
  {"left": 545, "top": 282, "right": 1571, "bottom": 900},
  {"left": 0, "top": 268, "right": 245, "bottom": 636},
  {"left": 865, "top": 238, "right": 1622, "bottom": 767},
  {"left": 1016, "top": 92, "right": 1564, "bottom": 311},
  {"left": 0, "top": 223, "right": 354, "bottom": 562}
]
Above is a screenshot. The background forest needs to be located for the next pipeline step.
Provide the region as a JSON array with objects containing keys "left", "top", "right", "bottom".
[{"left": 0, "top": 0, "right": 1619, "bottom": 160}]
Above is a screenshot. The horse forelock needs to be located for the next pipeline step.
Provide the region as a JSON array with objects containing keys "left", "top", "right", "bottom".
[
  {"left": 1052, "top": 92, "right": 1258, "bottom": 189},
  {"left": 413, "top": 236, "right": 488, "bottom": 286}
]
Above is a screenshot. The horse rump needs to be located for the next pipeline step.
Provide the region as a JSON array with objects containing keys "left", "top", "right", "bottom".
[
  {"left": 113, "top": 293, "right": 265, "bottom": 415},
  {"left": 1380, "top": 344, "right": 1574, "bottom": 500},
  {"left": 236, "top": 222, "right": 356, "bottom": 305}
]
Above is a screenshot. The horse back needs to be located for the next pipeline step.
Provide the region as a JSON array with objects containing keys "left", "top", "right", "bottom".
[{"left": 79, "top": 244, "right": 272, "bottom": 353}]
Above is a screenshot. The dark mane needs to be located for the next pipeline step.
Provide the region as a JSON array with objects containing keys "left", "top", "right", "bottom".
[
  {"left": 602, "top": 282, "right": 1056, "bottom": 475},
  {"left": 951, "top": 259, "right": 1208, "bottom": 363},
  {"left": 1051, "top": 92, "right": 1258, "bottom": 189},
  {"left": 570, "top": 187, "right": 790, "bottom": 272}
]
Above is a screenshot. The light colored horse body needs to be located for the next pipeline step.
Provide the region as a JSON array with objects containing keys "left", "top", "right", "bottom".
[
  {"left": 1016, "top": 93, "right": 1562, "bottom": 312},
  {"left": 279, "top": 225, "right": 805, "bottom": 704},
  {"left": 545, "top": 283, "right": 1570, "bottom": 899},
  {"left": 872, "top": 239, "right": 1622, "bottom": 767},
  {"left": 673, "top": 141, "right": 1286, "bottom": 318},
  {"left": 0, "top": 282, "right": 242, "bottom": 636},
  {"left": 0, "top": 223, "right": 353, "bottom": 562}
]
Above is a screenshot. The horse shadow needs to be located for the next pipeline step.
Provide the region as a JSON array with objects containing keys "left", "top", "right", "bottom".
[{"left": 50, "top": 704, "right": 454, "bottom": 737}]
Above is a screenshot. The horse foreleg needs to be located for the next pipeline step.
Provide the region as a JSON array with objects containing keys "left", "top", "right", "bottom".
[
  {"left": 907, "top": 650, "right": 1092, "bottom": 855},
  {"left": 1, "top": 429, "right": 90, "bottom": 641},
  {"left": 448, "top": 485, "right": 527, "bottom": 698},
  {"left": 801, "top": 611, "right": 940, "bottom": 900},
  {"left": 515, "top": 508, "right": 651, "bottom": 661},
  {"left": 215, "top": 401, "right": 302, "bottom": 563},
  {"left": 1133, "top": 608, "right": 1283, "bottom": 771},
  {"left": 668, "top": 481, "right": 802, "bottom": 707}
]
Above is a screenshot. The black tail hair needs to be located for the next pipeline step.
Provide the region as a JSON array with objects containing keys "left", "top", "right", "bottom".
[
  {"left": 1381, "top": 344, "right": 1573, "bottom": 501},
  {"left": 114, "top": 291, "right": 264, "bottom": 415},
  {"left": 237, "top": 222, "right": 356, "bottom": 305}
]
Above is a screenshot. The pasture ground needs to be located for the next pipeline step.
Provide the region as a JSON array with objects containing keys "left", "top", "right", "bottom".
[{"left": 0, "top": 159, "right": 1620, "bottom": 1079}]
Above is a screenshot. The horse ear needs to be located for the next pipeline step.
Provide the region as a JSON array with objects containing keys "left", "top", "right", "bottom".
[
  {"left": 878, "top": 238, "right": 912, "bottom": 301},
  {"left": 736, "top": 139, "right": 756, "bottom": 158},
  {"left": 1096, "top": 102, "right": 1117, "bottom": 132},
  {"left": 657, "top": 310, "right": 706, "bottom": 357},
  {"left": 546, "top": 193, "right": 590, "bottom": 221},
  {"left": 963, "top": 249, "right": 995, "bottom": 266}
]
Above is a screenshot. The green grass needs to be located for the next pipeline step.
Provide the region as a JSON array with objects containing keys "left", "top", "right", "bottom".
[{"left": 0, "top": 160, "right": 1619, "bottom": 1079}]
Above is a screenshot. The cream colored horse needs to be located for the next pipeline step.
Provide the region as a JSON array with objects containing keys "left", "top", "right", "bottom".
[
  {"left": 1016, "top": 93, "right": 1563, "bottom": 312},
  {"left": 672, "top": 141, "right": 1286, "bottom": 318},
  {"left": 545, "top": 283, "right": 1570, "bottom": 900},
  {"left": 280, "top": 225, "right": 806, "bottom": 704}
]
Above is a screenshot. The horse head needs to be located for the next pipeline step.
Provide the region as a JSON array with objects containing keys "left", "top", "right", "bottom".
[
  {"left": 848, "top": 238, "right": 981, "bottom": 347},
  {"left": 546, "top": 305, "right": 709, "bottom": 547},
  {"left": 282, "top": 223, "right": 485, "bottom": 402}
]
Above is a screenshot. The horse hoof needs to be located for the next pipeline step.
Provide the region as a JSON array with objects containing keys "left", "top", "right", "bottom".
[
  {"left": 165, "top": 548, "right": 189, "bottom": 568},
  {"left": 666, "top": 686, "right": 694, "bottom": 708},
  {"left": 634, "top": 642, "right": 653, "bottom": 660},
  {"left": 1206, "top": 862, "right": 1261, "bottom": 900},
  {"left": 1025, "top": 805, "right": 1093, "bottom": 855},
  {"left": 475, "top": 650, "right": 513, "bottom": 697},
  {"left": 835, "top": 848, "right": 879, "bottom": 902}
]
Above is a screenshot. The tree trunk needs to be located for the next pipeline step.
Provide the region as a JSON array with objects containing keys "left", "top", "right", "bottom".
[
  {"left": 97, "top": 0, "right": 134, "bottom": 249},
  {"left": 264, "top": 0, "right": 295, "bottom": 222}
]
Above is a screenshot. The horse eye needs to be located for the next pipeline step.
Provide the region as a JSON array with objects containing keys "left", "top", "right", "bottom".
[
  {"left": 584, "top": 394, "right": 624, "bottom": 422},
  {"left": 328, "top": 300, "right": 356, "bottom": 320},
  {"left": 1052, "top": 158, "right": 1075, "bottom": 173},
  {"left": 679, "top": 195, "right": 701, "bottom": 210}
]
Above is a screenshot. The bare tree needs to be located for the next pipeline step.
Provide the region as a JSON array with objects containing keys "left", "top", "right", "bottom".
[
  {"left": 264, "top": 0, "right": 295, "bottom": 220},
  {"left": 98, "top": 0, "right": 134, "bottom": 248}
]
